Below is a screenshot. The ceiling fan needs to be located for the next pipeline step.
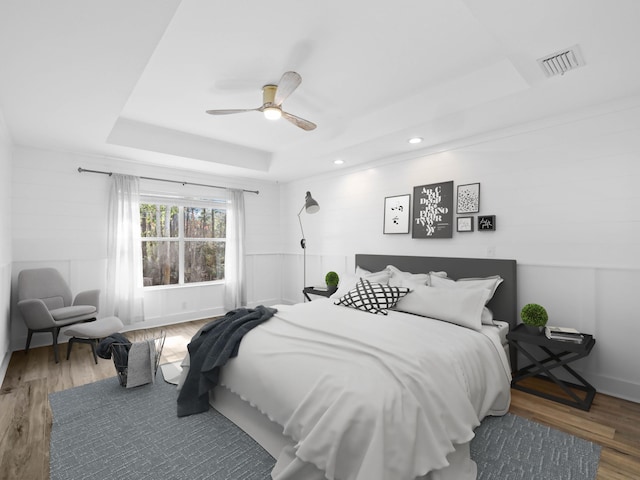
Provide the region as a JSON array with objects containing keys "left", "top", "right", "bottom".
[{"left": 206, "top": 71, "right": 317, "bottom": 131}]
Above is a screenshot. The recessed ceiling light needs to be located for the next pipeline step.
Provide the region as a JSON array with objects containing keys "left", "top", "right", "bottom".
[
  {"left": 408, "top": 137, "right": 423, "bottom": 144},
  {"left": 334, "top": 159, "right": 344, "bottom": 165}
]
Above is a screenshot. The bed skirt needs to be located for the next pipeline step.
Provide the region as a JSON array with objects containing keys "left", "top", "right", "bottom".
[{"left": 209, "top": 385, "right": 477, "bottom": 480}]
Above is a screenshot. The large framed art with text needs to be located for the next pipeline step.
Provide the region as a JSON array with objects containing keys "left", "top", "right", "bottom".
[{"left": 412, "top": 181, "right": 453, "bottom": 238}]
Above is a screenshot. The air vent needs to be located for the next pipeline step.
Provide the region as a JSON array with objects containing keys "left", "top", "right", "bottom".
[{"left": 537, "top": 45, "right": 584, "bottom": 77}]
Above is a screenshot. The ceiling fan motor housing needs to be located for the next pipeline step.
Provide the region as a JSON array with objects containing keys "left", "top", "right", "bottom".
[{"left": 262, "top": 84, "right": 277, "bottom": 105}]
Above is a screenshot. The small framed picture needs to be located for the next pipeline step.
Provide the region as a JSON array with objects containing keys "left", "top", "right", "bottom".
[
  {"left": 383, "top": 194, "right": 411, "bottom": 234},
  {"left": 456, "top": 216, "right": 474, "bottom": 232},
  {"left": 457, "top": 183, "right": 480, "bottom": 214},
  {"left": 478, "top": 215, "right": 496, "bottom": 231}
]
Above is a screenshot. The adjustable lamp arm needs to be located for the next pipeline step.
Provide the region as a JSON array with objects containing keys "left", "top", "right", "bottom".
[{"left": 298, "top": 207, "right": 306, "bottom": 249}]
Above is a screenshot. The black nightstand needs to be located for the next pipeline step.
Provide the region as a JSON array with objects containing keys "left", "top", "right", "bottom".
[
  {"left": 507, "top": 324, "right": 596, "bottom": 411},
  {"left": 303, "top": 286, "right": 337, "bottom": 301}
]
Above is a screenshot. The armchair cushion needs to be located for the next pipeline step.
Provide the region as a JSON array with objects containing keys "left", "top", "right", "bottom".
[
  {"left": 50, "top": 305, "right": 97, "bottom": 321},
  {"left": 40, "top": 297, "right": 65, "bottom": 310}
]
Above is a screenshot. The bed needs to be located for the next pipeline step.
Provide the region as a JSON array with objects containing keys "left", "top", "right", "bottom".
[{"left": 182, "top": 254, "right": 517, "bottom": 480}]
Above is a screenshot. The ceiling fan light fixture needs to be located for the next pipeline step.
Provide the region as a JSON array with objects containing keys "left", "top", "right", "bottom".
[
  {"left": 206, "top": 72, "right": 315, "bottom": 130},
  {"left": 263, "top": 106, "right": 282, "bottom": 120}
]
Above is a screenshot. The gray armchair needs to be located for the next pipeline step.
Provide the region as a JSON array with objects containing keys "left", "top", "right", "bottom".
[{"left": 17, "top": 268, "right": 100, "bottom": 363}]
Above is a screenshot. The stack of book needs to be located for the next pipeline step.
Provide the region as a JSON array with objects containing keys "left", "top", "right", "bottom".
[{"left": 544, "top": 326, "right": 584, "bottom": 343}]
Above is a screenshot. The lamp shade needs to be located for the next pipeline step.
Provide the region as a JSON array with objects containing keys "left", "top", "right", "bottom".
[{"left": 304, "top": 191, "right": 320, "bottom": 214}]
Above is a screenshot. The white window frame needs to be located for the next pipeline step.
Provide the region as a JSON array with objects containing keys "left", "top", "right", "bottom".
[{"left": 140, "top": 195, "right": 227, "bottom": 288}]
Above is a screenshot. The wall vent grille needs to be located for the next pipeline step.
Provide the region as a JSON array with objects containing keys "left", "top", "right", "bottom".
[{"left": 537, "top": 45, "right": 584, "bottom": 77}]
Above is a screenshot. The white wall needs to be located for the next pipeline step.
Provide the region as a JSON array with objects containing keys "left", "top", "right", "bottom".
[
  {"left": 10, "top": 146, "right": 281, "bottom": 351},
  {"left": 280, "top": 95, "right": 640, "bottom": 403},
  {"left": 6, "top": 95, "right": 640, "bottom": 403},
  {"left": 0, "top": 108, "right": 12, "bottom": 381}
]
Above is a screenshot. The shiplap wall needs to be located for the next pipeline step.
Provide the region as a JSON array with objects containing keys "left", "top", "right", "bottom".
[
  {"left": 0, "top": 110, "right": 12, "bottom": 381},
  {"left": 280, "top": 96, "right": 640, "bottom": 403},
  {"left": 9, "top": 146, "right": 282, "bottom": 351}
]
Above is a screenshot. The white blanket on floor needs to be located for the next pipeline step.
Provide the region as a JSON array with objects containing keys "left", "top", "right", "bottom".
[{"left": 218, "top": 300, "right": 511, "bottom": 480}]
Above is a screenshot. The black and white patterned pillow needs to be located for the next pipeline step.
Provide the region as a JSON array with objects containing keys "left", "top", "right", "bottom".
[{"left": 335, "top": 278, "right": 410, "bottom": 315}]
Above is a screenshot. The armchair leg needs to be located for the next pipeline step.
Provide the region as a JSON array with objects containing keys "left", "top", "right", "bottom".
[
  {"left": 52, "top": 327, "right": 60, "bottom": 364},
  {"left": 25, "top": 327, "right": 61, "bottom": 363},
  {"left": 25, "top": 330, "right": 34, "bottom": 354}
]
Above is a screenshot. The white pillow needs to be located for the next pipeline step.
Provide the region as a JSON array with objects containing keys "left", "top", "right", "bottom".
[
  {"left": 429, "top": 271, "right": 448, "bottom": 280},
  {"left": 481, "top": 307, "right": 495, "bottom": 326},
  {"left": 386, "top": 265, "right": 429, "bottom": 288},
  {"left": 394, "top": 285, "right": 490, "bottom": 331},
  {"left": 329, "top": 267, "right": 391, "bottom": 299},
  {"left": 428, "top": 274, "right": 503, "bottom": 304}
]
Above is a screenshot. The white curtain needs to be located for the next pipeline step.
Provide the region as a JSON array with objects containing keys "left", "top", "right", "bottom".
[
  {"left": 224, "top": 189, "right": 246, "bottom": 310},
  {"left": 106, "top": 174, "right": 145, "bottom": 324}
]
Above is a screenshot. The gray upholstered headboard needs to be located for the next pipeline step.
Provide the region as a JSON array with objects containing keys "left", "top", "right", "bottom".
[{"left": 355, "top": 254, "right": 518, "bottom": 330}]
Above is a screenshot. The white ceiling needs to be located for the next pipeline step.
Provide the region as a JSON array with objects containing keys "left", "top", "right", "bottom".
[{"left": 1, "top": 0, "right": 640, "bottom": 182}]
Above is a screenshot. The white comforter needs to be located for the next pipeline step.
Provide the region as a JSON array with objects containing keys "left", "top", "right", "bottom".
[{"left": 218, "top": 299, "right": 511, "bottom": 480}]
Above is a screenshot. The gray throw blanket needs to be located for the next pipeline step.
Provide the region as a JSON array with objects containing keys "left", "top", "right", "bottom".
[{"left": 177, "top": 305, "right": 277, "bottom": 417}]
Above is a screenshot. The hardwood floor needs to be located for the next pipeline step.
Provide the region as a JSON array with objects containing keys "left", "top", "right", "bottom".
[{"left": 1, "top": 319, "right": 639, "bottom": 479}]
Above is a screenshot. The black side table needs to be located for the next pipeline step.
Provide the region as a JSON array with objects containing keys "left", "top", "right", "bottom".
[
  {"left": 507, "top": 324, "right": 596, "bottom": 411},
  {"left": 303, "top": 286, "right": 337, "bottom": 301}
]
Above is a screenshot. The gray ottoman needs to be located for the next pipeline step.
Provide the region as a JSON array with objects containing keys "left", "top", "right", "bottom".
[{"left": 64, "top": 316, "right": 124, "bottom": 364}]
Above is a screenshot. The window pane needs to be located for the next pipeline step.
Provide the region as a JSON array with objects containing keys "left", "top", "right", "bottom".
[
  {"left": 140, "top": 204, "right": 179, "bottom": 238},
  {"left": 141, "top": 240, "right": 179, "bottom": 285},
  {"left": 184, "top": 241, "right": 225, "bottom": 283},
  {"left": 184, "top": 207, "right": 226, "bottom": 239}
]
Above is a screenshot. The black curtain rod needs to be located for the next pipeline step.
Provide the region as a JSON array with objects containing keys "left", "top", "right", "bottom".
[{"left": 77, "top": 167, "right": 259, "bottom": 195}]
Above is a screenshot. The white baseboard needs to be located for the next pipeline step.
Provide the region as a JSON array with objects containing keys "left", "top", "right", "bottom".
[
  {"left": 588, "top": 372, "right": 640, "bottom": 404},
  {"left": 0, "top": 350, "right": 11, "bottom": 388}
]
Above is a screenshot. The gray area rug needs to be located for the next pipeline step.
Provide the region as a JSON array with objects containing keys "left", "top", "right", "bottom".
[
  {"left": 471, "top": 414, "right": 601, "bottom": 479},
  {"left": 50, "top": 371, "right": 601, "bottom": 480}
]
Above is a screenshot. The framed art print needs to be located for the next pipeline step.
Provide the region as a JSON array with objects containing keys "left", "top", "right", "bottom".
[
  {"left": 412, "top": 181, "right": 453, "bottom": 238},
  {"left": 456, "top": 183, "right": 480, "bottom": 214},
  {"left": 383, "top": 194, "right": 411, "bottom": 234},
  {"left": 456, "top": 216, "right": 474, "bottom": 232},
  {"left": 478, "top": 215, "right": 496, "bottom": 231}
]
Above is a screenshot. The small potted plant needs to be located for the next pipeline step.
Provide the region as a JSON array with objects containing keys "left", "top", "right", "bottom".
[
  {"left": 325, "top": 271, "right": 339, "bottom": 293},
  {"left": 520, "top": 303, "right": 548, "bottom": 333}
]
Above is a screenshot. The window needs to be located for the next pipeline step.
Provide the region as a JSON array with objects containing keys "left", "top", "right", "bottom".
[{"left": 140, "top": 200, "right": 226, "bottom": 286}]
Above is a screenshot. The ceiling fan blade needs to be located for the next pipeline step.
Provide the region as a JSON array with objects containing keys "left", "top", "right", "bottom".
[
  {"left": 274, "top": 71, "right": 302, "bottom": 106},
  {"left": 281, "top": 111, "right": 317, "bottom": 131},
  {"left": 205, "top": 108, "right": 259, "bottom": 115}
]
